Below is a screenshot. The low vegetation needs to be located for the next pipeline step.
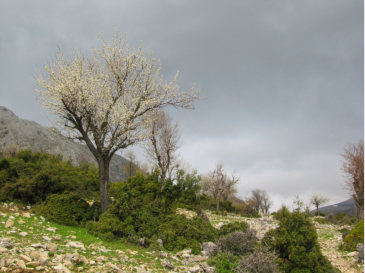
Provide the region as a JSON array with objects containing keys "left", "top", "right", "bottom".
[{"left": 0, "top": 148, "right": 362, "bottom": 272}]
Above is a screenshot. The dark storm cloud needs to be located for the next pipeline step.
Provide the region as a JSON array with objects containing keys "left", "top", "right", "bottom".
[{"left": 0, "top": 0, "right": 363, "bottom": 210}]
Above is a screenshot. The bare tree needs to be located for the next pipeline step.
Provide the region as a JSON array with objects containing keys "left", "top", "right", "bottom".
[
  {"left": 309, "top": 193, "right": 330, "bottom": 215},
  {"left": 221, "top": 180, "right": 238, "bottom": 202},
  {"left": 35, "top": 29, "right": 200, "bottom": 213},
  {"left": 249, "top": 189, "right": 264, "bottom": 213},
  {"left": 205, "top": 162, "right": 239, "bottom": 211},
  {"left": 142, "top": 110, "right": 182, "bottom": 189},
  {"left": 123, "top": 150, "right": 138, "bottom": 178},
  {"left": 341, "top": 140, "right": 364, "bottom": 221},
  {"left": 2, "top": 144, "right": 21, "bottom": 158},
  {"left": 261, "top": 191, "right": 273, "bottom": 214}
]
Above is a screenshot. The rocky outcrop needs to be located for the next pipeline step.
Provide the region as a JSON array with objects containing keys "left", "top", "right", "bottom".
[{"left": 0, "top": 106, "right": 129, "bottom": 182}]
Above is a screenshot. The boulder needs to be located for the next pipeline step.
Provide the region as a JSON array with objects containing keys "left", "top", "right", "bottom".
[
  {"left": 4, "top": 219, "right": 13, "bottom": 228},
  {"left": 46, "top": 243, "right": 58, "bottom": 253}
]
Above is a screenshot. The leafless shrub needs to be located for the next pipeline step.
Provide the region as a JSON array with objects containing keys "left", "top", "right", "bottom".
[
  {"left": 2, "top": 144, "right": 21, "bottom": 157},
  {"left": 339, "top": 216, "right": 350, "bottom": 225},
  {"left": 235, "top": 246, "right": 279, "bottom": 273},
  {"left": 214, "top": 229, "right": 258, "bottom": 256},
  {"left": 325, "top": 213, "right": 339, "bottom": 225}
]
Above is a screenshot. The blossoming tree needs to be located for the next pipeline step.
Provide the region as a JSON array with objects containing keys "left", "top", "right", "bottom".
[{"left": 36, "top": 30, "right": 200, "bottom": 213}]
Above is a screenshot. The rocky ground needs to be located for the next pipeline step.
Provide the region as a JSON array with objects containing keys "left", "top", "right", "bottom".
[{"left": 0, "top": 204, "right": 363, "bottom": 272}]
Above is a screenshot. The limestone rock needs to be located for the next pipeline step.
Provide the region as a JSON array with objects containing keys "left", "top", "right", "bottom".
[
  {"left": 46, "top": 242, "right": 58, "bottom": 253},
  {"left": 19, "top": 231, "right": 28, "bottom": 237},
  {"left": 19, "top": 254, "right": 32, "bottom": 263},
  {"left": 22, "top": 212, "right": 30, "bottom": 218},
  {"left": 4, "top": 219, "right": 13, "bottom": 228},
  {"left": 161, "top": 259, "right": 174, "bottom": 269},
  {"left": 16, "top": 259, "right": 26, "bottom": 269}
]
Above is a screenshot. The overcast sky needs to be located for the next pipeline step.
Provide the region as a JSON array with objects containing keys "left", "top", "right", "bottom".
[{"left": 0, "top": 1, "right": 363, "bottom": 212}]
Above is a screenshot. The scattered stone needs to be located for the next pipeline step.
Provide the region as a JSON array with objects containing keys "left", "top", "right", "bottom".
[
  {"left": 46, "top": 242, "right": 58, "bottom": 253},
  {"left": 4, "top": 219, "right": 13, "bottom": 228},
  {"left": 30, "top": 251, "right": 40, "bottom": 259},
  {"left": 19, "top": 254, "right": 32, "bottom": 263},
  {"left": 161, "top": 259, "right": 174, "bottom": 269},
  {"left": 19, "top": 232, "right": 28, "bottom": 237},
  {"left": 16, "top": 259, "right": 26, "bottom": 269},
  {"left": 157, "top": 238, "right": 163, "bottom": 247},
  {"left": 78, "top": 267, "right": 83, "bottom": 272},
  {"left": 18, "top": 219, "right": 25, "bottom": 224},
  {"left": 27, "top": 261, "right": 41, "bottom": 267},
  {"left": 71, "top": 236, "right": 76, "bottom": 240},
  {"left": 43, "top": 236, "right": 52, "bottom": 241},
  {"left": 40, "top": 216, "right": 45, "bottom": 222},
  {"left": 159, "top": 251, "right": 168, "bottom": 258},
  {"left": 53, "top": 263, "right": 71, "bottom": 273},
  {"left": 22, "top": 212, "right": 30, "bottom": 218},
  {"left": 36, "top": 266, "right": 45, "bottom": 271},
  {"left": 46, "top": 227, "right": 58, "bottom": 232}
]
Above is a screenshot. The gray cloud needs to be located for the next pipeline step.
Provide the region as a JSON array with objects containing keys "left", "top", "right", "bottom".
[{"left": 0, "top": 0, "right": 363, "bottom": 211}]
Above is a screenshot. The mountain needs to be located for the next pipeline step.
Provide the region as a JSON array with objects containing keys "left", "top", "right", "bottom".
[
  {"left": 310, "top": 198, "right": 357, "bottom": 217},
  {"left": 0, "top": 106, "right": 128, "bottom": 182}
]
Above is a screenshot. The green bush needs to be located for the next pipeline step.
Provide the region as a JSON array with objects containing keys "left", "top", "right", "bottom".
[
  {"left": 315, "top": 210, "right": 326, "bottom": 216},
  {"left": 89, "top": 169, "right": 216, "bottom": 253},
  {"left": 0, "top": 149, "right": 99, "bottom": 204},
  {"left": 34, "top": 193, "right": 94, "bottom": 227},
  {"left": 263, "top": 207, "right": 339, "bottom": 273},
  {"left": 342, "top": 219, "right": 364, "bottom": 251},
  {"left": 218, "top": 221, "right": 249, "bottom": 237},
  {"left": 334, "top": 211, "right": 347, "bottom": 221},
  {"left": 159, "top": 214, "right": 217, "bottom": 254},
  {"left": 314, "top": 218, "right": 330, "bottom": 225},
  {"left": 209, "top": 253, "right": 240, "bottom": 273}
]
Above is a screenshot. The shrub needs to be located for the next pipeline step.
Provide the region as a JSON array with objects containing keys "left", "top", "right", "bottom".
[
  {"left": 263, "top": 208, "right": 338, "bottom": 273},
  {"left": 209, "top": 253, "right": 240, "bottom": 273},
  {"left": 334, "top": 211, "right": 347, "bottom": 221},
  {"left": 2, "top": 144, "right": 21, "bottom": 158},
  {"left": 314, "top": 218, "right": 330, "bottom": 225},
  {"left": 325, "top": 213, "right": 339, "bottom": 225},
  {"left": 214, "top": 230, "right": 258, "bottom": 257},
  {"left": 218, "top": 221, "right": 249, "bottom": 237},
  {"left": 315, "top": 210, "right": 326, "bottom": 216},
  {"left": 342, "top": 219, "right": 364, "bottom": 251},
  {"left": 0, "top": 149, "right": 99, "bottom": 204},
  {"left": 235, "top": 246, "right": 279, "bottom": 273},
  {"left": 234, "top": 203, "right": 260, "bottom": 218},
  {"left": 34, "top": 193, "right": 94, "bottom": 226},
  {"left": 159, "top": 214, "right": 217, "bottom": 254}
]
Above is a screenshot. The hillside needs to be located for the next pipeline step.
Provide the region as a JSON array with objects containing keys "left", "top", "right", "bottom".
[
  {"left": 311, "top": 199, "right": 357, "bottom": 217},
  {"left": 0, "top": 106, "right": 129, "bottom": 182}
]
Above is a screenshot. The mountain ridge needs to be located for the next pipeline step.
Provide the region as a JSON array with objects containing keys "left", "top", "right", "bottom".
[
  {"left": 0, "top": 106, "right": 128, "bottom": 182},
  {"left": 311, "top": 198, "right": 356, "bottom": 217}
]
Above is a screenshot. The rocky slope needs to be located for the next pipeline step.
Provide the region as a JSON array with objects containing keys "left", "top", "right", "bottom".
[
  {"left": 0, "top": 106, "right": 129, "bottom": 182},
  {"left": 0, "top": 205, "right": 364, "bottom": 272}
]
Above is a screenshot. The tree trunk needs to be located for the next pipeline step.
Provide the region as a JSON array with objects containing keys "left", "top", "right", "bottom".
[
  {"left": 216, "top": 191, "right": 220, "bottom": 211},
  {"left": 98, "top": 157, "right": 111, "bottom": 214}
]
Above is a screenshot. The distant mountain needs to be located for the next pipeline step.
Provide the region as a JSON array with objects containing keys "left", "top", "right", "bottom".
[
  {"left": 0, "top": 106, "right": 128, "bottom": 182},
  {"left": 310, "top": 198, "right": 356, "bottom": 217}
]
